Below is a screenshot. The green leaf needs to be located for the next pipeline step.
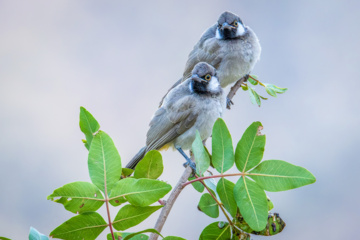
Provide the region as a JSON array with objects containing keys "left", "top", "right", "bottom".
[
  {"left": 79, "top": 107, "right": 100, "bottom": 150},
  {"left": 265, "top": 86, "right": 277, "bottom": 97},
  {"left": 122, "top": 229, "right": 162, "bottom": 240},
  {"left": 241, "top": 84, "right": 248, "bottom": 91},
  {"left": 199, "top": 222, "right": 231, "bottom": 240},
  {"left": 235, "top": 122, "right": 265, "bottom": 172},
  {"left": 204, "top": 177, "right": 219, "bottom": 199},
  {"left": 264, "top": 84, "right": 288, "bottom": 94},
  {"left": 123, "top": 233, "right": 149, "bottom": 240},
  {"left": 29, "top": 227, "right": 49, "bottom": 240},
  {"left": 250, "top": 75, "right": 258, "bottom": 80},
  {"left": 50, "top": 212, "right": 107, "bottom": 240},
  {"left": 88, "top": 131, "right": 122, "bottom": 194},
  {"left": 236, "top": 212, "right": 286, "bottom": 236},
  {"left": 248, "top": 77, "right": 258, "bottom": 85},
  {"left": 212, "top": 118, "right": 234, "bottom": 173},
  {"left": 249, "top": 160, "right": 316, "bottom": 192},
  {"left": 47, "top": 181, "right": 104, "bottom": 214},
  {"left": 0, "top": 237, "right": 12, "bottom": 240},
  {"left": 248, "top": 87, "right": 261, "bottom": 107},
  {"left": 134, "top": 150, "right": 163, "bottom": 179},
  {"left": 216, "top": 178, "right": 237, "bottom": 217},
  {"left": 198, "top": 193, "right": 219, "bottom": 218},
  {"left": 259, "top": 94, "right": 268, "bottom": 100},
  {"left": 113, "top": 205, "right": 163, "bottom": 231},
  {"left": 188, "top": 176, "right": 204, "bottom": 193},
  {"left": 106, "top": 232, "right": 122, "bottom": 240},
  {"left": 234, "top": 177, "right": 268, "bottom": 231},
  {"left": 192, "top": 131, "right": 210, "bottom": 176},
  {"left": 109, "top": 178, "right": 171, "bottom": 207},
  {"left": 122, "top": 168, "right": 134, "bottom": 177},
  {"left": 267, "top": 197, "right": 274, "bottom": 211},
  {"left": 163, "top": 237, "right": 186, "bottom": 240}
]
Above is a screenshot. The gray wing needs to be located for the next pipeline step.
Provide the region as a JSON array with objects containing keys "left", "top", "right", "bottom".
[
  {"left": 182, "top": 24, "right": 221, "bottom": 80},
  {"left": 146, "top": 96, "right": 198, "bottom": 151}
]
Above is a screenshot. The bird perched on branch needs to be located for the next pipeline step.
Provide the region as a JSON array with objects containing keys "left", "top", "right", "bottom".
[
  {"left": 126, "top": 62, "right": 226, "bottom": 170},
  {"left": 160, "top": 11, "right": 261, "bottom": 108}
]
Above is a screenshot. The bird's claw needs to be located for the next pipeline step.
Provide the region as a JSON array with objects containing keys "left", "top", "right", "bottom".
[
  {"left": 183, "top": 161, "right": 197, "bottom": 177},
  {"left": 226, "top": 97, "right": 234, "bottom": 109}
]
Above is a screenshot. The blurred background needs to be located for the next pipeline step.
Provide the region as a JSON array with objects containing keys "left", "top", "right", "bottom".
[{"left": 1, "top": 0, "right": 359, "bottom": 239}]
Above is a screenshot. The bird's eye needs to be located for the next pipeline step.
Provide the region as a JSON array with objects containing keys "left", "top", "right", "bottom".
[
  {"left": 204, "top": 74, "right": 212, "bottom": 81},
  {"left": 233, "top": 21, "right": 238, "bottom": 27}
]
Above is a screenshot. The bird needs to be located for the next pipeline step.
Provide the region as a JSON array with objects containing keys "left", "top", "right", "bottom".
[
  {"left": 126, "top": 62, "right": 226, "bottom": 170},
  {"left": 160, "top": 11, "right": 261, "bottom": 107}
]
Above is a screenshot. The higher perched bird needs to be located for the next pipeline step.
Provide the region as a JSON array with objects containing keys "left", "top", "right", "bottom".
[
  {"left": 160, "top": 11, "right": 261, "bottom": 106},
  {"left": 126, "top": 62, "right": 225, "bottom": 170}
]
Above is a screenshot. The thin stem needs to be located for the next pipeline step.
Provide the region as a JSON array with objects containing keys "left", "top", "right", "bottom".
[
  {"left": 183, "top": 172, "right": 246, "bottom": 187},
  {"left": 105, "top": 196, "right": 115, "bottom": 240},
  {"left": 249, "top": 75, "right": 266, "bottom": 87},
  {"left": 197, "top": 175, "right": 234, "bottom": 226}
]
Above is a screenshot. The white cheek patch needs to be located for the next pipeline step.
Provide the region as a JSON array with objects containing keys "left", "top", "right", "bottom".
[
  {"left": 236, "top": 24, "right": 246, "bottom": 36},
  {"left": 208, "top": 76, "right": 220, "bottom": 92},
  {"left": 215, "top": 28, "right": 221, "bottom": 39}
]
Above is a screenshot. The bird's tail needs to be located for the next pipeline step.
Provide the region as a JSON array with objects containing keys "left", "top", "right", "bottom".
[{"left": 125, "top": 146, "right": 147, "bottom": 169}]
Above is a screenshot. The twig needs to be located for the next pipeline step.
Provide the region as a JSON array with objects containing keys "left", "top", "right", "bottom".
[
  {"left": 196, "top": 175, "right": 234, "bottom": 227},
  {"left": 183, "top": 172, "right": 246, "bottom": 187},
  {"left": 149, "top": 166, "right": 193, "bottom": 240},
  {"left": 226, "top": 75, "right": 248, "bottom": 109}
]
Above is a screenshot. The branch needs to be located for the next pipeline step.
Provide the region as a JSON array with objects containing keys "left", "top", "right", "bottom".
[
  {"left": 149, "top": 166, "right": 193, "bottom": 240},
  {"left": 226, "top": 75, "right": 248, "bottom": 109}
]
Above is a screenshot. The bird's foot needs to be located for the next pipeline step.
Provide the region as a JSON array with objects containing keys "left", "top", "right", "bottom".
[
  {"left": 226, "top": 97, "right": 234, "bottom": 109},
  {"left": 183, "top": 161, "right": 197, "bottom": 177}
]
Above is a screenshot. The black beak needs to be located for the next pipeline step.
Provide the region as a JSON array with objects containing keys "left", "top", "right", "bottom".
[
  {"left": 221, "top": 23, "right": 236, "bottom": 31},
  {"left": 191, "top": 74, "right": 207, "bottom": 83}
]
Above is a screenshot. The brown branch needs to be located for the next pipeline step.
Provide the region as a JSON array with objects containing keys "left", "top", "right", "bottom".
[
  {"left": 148, "top": 166, "right": 193, "bottom": 240},
  {"left": 226, "top": 75, "right": 248, "bottom": 109}
]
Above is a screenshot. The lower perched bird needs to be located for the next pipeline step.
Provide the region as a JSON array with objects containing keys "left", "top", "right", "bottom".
[
  {"left": 126, "top": 62, "right": 226, "bottom": 170},
  {"left": 160, "top": 11, "right": 261, "bottom": 107}
]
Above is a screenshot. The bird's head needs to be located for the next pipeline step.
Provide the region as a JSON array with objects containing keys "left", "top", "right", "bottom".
[
  {"left": 216, "top": 11, "right": 246, "bottom": 40},
  {"left": 189, "top": 62, "right": 221, "bottom": 95}
]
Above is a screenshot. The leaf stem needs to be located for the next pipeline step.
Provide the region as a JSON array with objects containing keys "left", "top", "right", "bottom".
[
  {"left": 183, "top": 172, "right": 245, "bottom": 187},
  {"left": 249, "top": 75, "right": 266, "bottom": 87},
  {"left": 105, "top": 194, "right": 115, "bottom": 240},
  {"left": 195, "top": 174, "right": 235, "bottom": 228}
]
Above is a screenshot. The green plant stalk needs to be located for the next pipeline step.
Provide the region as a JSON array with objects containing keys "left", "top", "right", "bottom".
[
  {"left": 185, "top": 170, "right": 311, "bottom": 188},
  {"left": 184, "top": 172, "right": 246, "bottom": 187},
  {"left": 104, "top": 180, "right": 115, "bottom": 240},
  {"left": 249, "top": 75, "right": 266, "bottom": 87},
  {"left": 196, "top": 174, "right": 234, "bottom": 228}
]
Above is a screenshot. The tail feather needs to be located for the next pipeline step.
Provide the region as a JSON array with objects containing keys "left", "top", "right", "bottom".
[{"left": 125, "top": 146, "right": 147, "bottom": 169}]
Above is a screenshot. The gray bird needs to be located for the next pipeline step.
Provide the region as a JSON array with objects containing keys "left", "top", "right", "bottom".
[
  {"left": 126, "top": 62, "right": 225, "bottom": 170},
  {"left": 160, "top": 11, "right": 261, "bottom": 106}
]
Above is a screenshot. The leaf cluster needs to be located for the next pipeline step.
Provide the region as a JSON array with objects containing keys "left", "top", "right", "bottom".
[
  {"left": 242, "top": 75, "right": 288, "bottom": 107},
  {"left": 46, "top": 107, "right": 175, "bottom": 240},
  {"left": 190, "top": 119, "right": 316, "bottom": 239}
]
